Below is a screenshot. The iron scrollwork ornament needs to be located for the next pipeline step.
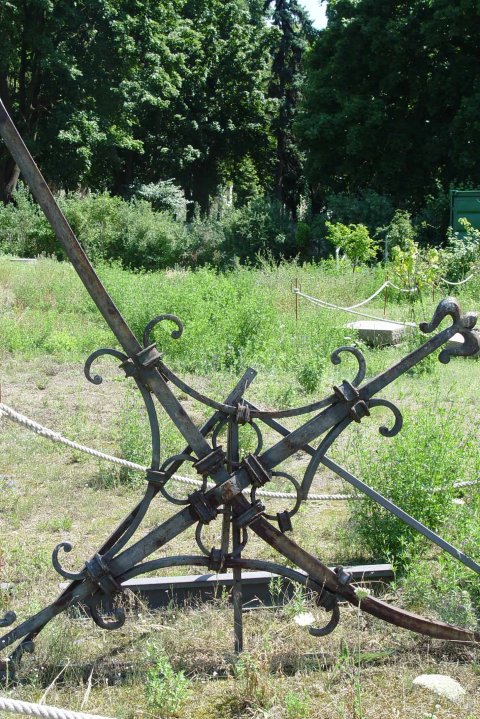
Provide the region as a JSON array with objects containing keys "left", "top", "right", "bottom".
[{"left": 1, "top": 97, "right": 480, "bottom": 683}]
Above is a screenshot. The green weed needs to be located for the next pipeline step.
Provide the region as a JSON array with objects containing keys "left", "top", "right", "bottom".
[{"left": 145, "top": 646, "right": 190, "bottom": 718}]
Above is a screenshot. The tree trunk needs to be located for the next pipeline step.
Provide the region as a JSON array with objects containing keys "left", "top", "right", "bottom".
[{"left": 0, "top": 157, "right": 20, "bottom": 204}]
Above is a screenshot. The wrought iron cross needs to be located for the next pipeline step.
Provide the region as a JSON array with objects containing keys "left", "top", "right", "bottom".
[{"left": 0, "top": 97, "right": 479, "bottom": 681}]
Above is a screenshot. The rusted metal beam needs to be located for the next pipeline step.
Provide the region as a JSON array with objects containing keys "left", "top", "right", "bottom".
[{"left": 1, "top": 95, "right": 479, "bottom": 682}]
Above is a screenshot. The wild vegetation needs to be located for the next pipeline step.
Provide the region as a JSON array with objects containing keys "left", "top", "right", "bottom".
[
  {"left": 1, "top": 257, "right": 479, "bottom": 717},
  {"left": 3, "top": 1, "right": 480, "bottom": 252},
  {"left": 2, "top": 0, "right": 480, "bottom": 716}
]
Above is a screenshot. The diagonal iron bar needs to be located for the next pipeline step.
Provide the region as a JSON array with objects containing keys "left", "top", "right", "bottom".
[{"left": 1, "top": 95, "right": 479, "bottom": 681}]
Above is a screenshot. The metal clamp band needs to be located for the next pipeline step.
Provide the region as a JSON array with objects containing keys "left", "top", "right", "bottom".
[
  {"left": 189, "top": 490, "right": 218, "bottom": 524},
  {"left": 135, "top": 343, "right": 162, "bottom": 368},
  {"left": 235, "top": 500, "right": 265, "bottom": 528},
  {"left": 146, "top": 469, "right": 169, "bottom": 487},
  {"left": 84, "top": 554, "right": 121, "bottom": 597},
  {"left": 208, "top": 547, "right": 224, "bottom": 572},
  {"left": 193, "top": 447, "right": 226, "bottom": 477},
  {"left": 241, "top": 454, "right": 271, "bottom": 488}
]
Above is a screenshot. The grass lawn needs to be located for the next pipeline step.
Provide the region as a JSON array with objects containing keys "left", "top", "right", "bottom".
[{"left": 1, "top": 257, "right": 479, "bottom": 718}]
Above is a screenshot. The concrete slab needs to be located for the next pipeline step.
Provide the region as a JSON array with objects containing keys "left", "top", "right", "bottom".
[
  {"left": 447, "top": 333, "right": 465, "bottom": 351},
  {"left": 346, "top": 320, "right": 406, "bottom": 347},
  {"left": 446, "top": 332, "right": 480, "bottom": 357},
  {"left": 61, "top": 564, "right": 394, "bottom": 611}
]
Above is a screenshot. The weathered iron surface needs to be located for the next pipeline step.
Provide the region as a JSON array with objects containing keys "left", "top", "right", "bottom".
[{"left": 0, "top": 97, "right": 479, "bottom": 681}]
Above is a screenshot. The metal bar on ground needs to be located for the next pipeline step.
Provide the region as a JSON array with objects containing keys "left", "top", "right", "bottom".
[{"left": 67, "top": 565, "right": 393, "bottom": 611}]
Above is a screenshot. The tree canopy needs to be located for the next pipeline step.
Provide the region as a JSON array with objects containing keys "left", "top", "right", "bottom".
[
  {"left": 0, "top": 0, "right": 314, "bottom": 214},
  {"left": 297, "top": 0, "right": 480, "bottom": 212},
  {"left": 2, "top": 0, "right": 480, "bottom": 236}
]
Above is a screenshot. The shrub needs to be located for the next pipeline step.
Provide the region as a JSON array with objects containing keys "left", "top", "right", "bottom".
[
  {"left": 0, "top": 183, "right": 58, "bottom": 257},
  {"left": 0, "top": 187, "right": 185, "bottom": 270},
  {"left": 181, "top": 215, "right": 227, "bottom": 268},
  {"left": 349, "top": 405, "right": 474, "bottom": 569},
  {"left": 131, "top": 180, "right": 190, "bottom": 221},
  {"left": 224, "top": 196, "right": 296, "bottom": 262},
  {"left": 391, "top": 237, "right": 443, "bottom": 294},
  {"left": 442, "top": 218, "right": 480, "bottom": 282},
  {"left": 325, "top": 221, "right": 378, "bottom": 271},
  {"left": 383, "top": 209, "right": 416, "bottom": 259},
  {"left": 61, "top": 192, "right": 185, "bottom": 270},
  {"left": 145, "top": 647, "right": 190, "bottom": 718}
]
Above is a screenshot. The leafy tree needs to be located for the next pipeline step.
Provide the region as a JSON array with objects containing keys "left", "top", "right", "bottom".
[
  {"left": 297, "top": 0, "right": 480, "bottom": 214},
  {"left": 0, "top": 0, "right": 184, "bottom": 200},
  {"left": 325, "top": 220, "right": 377, "bottom": 271},
  {"left": 391, "top": 238, "right": 443, "bottom": 293},
  {"left": 265, "top": 0, "right": 316, "bottom": 219},
  {"left": 135, "top": 0, "right": 275, "bottom": 214}
]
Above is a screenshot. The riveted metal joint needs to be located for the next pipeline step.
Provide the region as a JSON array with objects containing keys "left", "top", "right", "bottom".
[
  {"left": 208, "top": 547, "right": 224, "bottom": 572},
  {"left": 235, "top": 500, "right": 265, "bottom": 528},
  {"left": 276, "top": 510, "right": 293, "bottom": 533},
  {"left": 349, "top": 400, "right": 370, "bottom": 423},
  {"left": 189, "top": 490, "right": 218, "bottom": 524},
  {"left": 241, "top": 454, "right": 271, "bottom": 488},
  {"left": 235, "top": 402, "right": 251, "bottom": 425},
  {"left": 135, "top": 343, "right": 163, "bottom": 369},
  {"left": 333, "top": 381, "right": 370, "bottom": 423},
  {"left": 305, "top": 576, "right": 338, "bottom": 611},
  {"left": 146, "top": 469, "right": 169, "bottom": 487},
  {"left": 335, "top": 565, "right": 353, "bottom": 586},
  {"left": 119, "top": 359, "right": 138, "bottom": 378},
  {"left": 193, "top": 447, "right": 226, "bottom": 477},
  {"left": 333, "top": 380, "right": 359, "bottom": 403},
  {"left": 85, "top": 554, "right": 121, "bottom": 597}
]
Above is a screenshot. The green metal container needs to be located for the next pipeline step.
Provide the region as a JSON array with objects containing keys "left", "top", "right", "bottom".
[{"left": 450, "top": 189, "right": 480, "bottom": 234}]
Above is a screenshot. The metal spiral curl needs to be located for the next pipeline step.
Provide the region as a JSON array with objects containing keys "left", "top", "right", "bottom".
[
  {"left": 367, "top": 398, "right": 403, "bottom": 437},
  {"left": 195, "top": 521, "right": 248, "bottom": 557},
  {"left": 158, "top": 454, "right": 201, "bottom": 506},
  {"left": 84, "top": 348, "right": 129, "bottom": 385},
  {"left": 308, "top": 604, "right": 340, "bottom": 637},
  {"left": 195, "top": 522, "right": 212, "bottom": 556},
  {"left": 90, "top": 602, "right": 126, "bottom": 631},
  {"left": 419, "top": 297, "right": 480, "bottom": 363},
  {"left": 330, "top": 346, "right": 367, "bottom": 387},
  {"left": 52, "top": 542, "right": 85, "bottom": 581},
  {"left": 143, "top": 314, "right": 183, "bottom": 348},
  {"left": 0, "top": 612, "right": 16, "bottom": 628}
]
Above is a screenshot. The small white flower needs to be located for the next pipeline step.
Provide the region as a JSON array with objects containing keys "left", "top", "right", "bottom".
[
  {"left": 294, "top": 612, "right": 315, "bottom": 627},
  {"left": 354, "top": 586, "right": 371, "bottom": 601}
]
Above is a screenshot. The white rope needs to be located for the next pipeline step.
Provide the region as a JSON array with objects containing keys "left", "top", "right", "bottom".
[
  {"left": 3, "top": 402, "right": 476, "bottom": 498},
  {"left": 440, "top": 274, "right": 474, "bottom": 286},
  {"left": 293, "top": 289, "right": 416, "bottom": 327},
  {"left": 0, "top": 696, "right": 116, "bottom": 719},
  {"left": 335, "top": 280, "right": 416, "bottom": 310},
  {"left": 0, "top": 403, "right": 357, "bottom": 501}
]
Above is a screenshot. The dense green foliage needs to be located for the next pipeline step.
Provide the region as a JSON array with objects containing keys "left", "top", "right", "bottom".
[
  {"left": 3, "top": 1, "right": 480, "bottom": 261},
  {"left": 0, "top": 0, "right": 314, "bottom": 217},
  {"left": 298, "top": 0, "right": 480, "bottom": 224}
]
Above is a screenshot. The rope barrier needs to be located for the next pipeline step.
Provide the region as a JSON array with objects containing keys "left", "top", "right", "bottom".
[
  {"left": 293, "top": 274, "right": 476, "bottom": 324},
  {"left": 336, "top": 280, "right": 417, "bottom": 310},
  {"left": 0, "top": 696, "right": 116, "bottom": 719},
  {"left": 2, "top": 402, "right": 477, "bottom": 496},
  {"left": 293, "top": 289, "right": 416, "bottom": 327},
  {"left": 440, "top": 274, "right": 474, "bottom": 286},
  {"left": 0, "top": 403, "right": 358, "bottom": 502}
]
